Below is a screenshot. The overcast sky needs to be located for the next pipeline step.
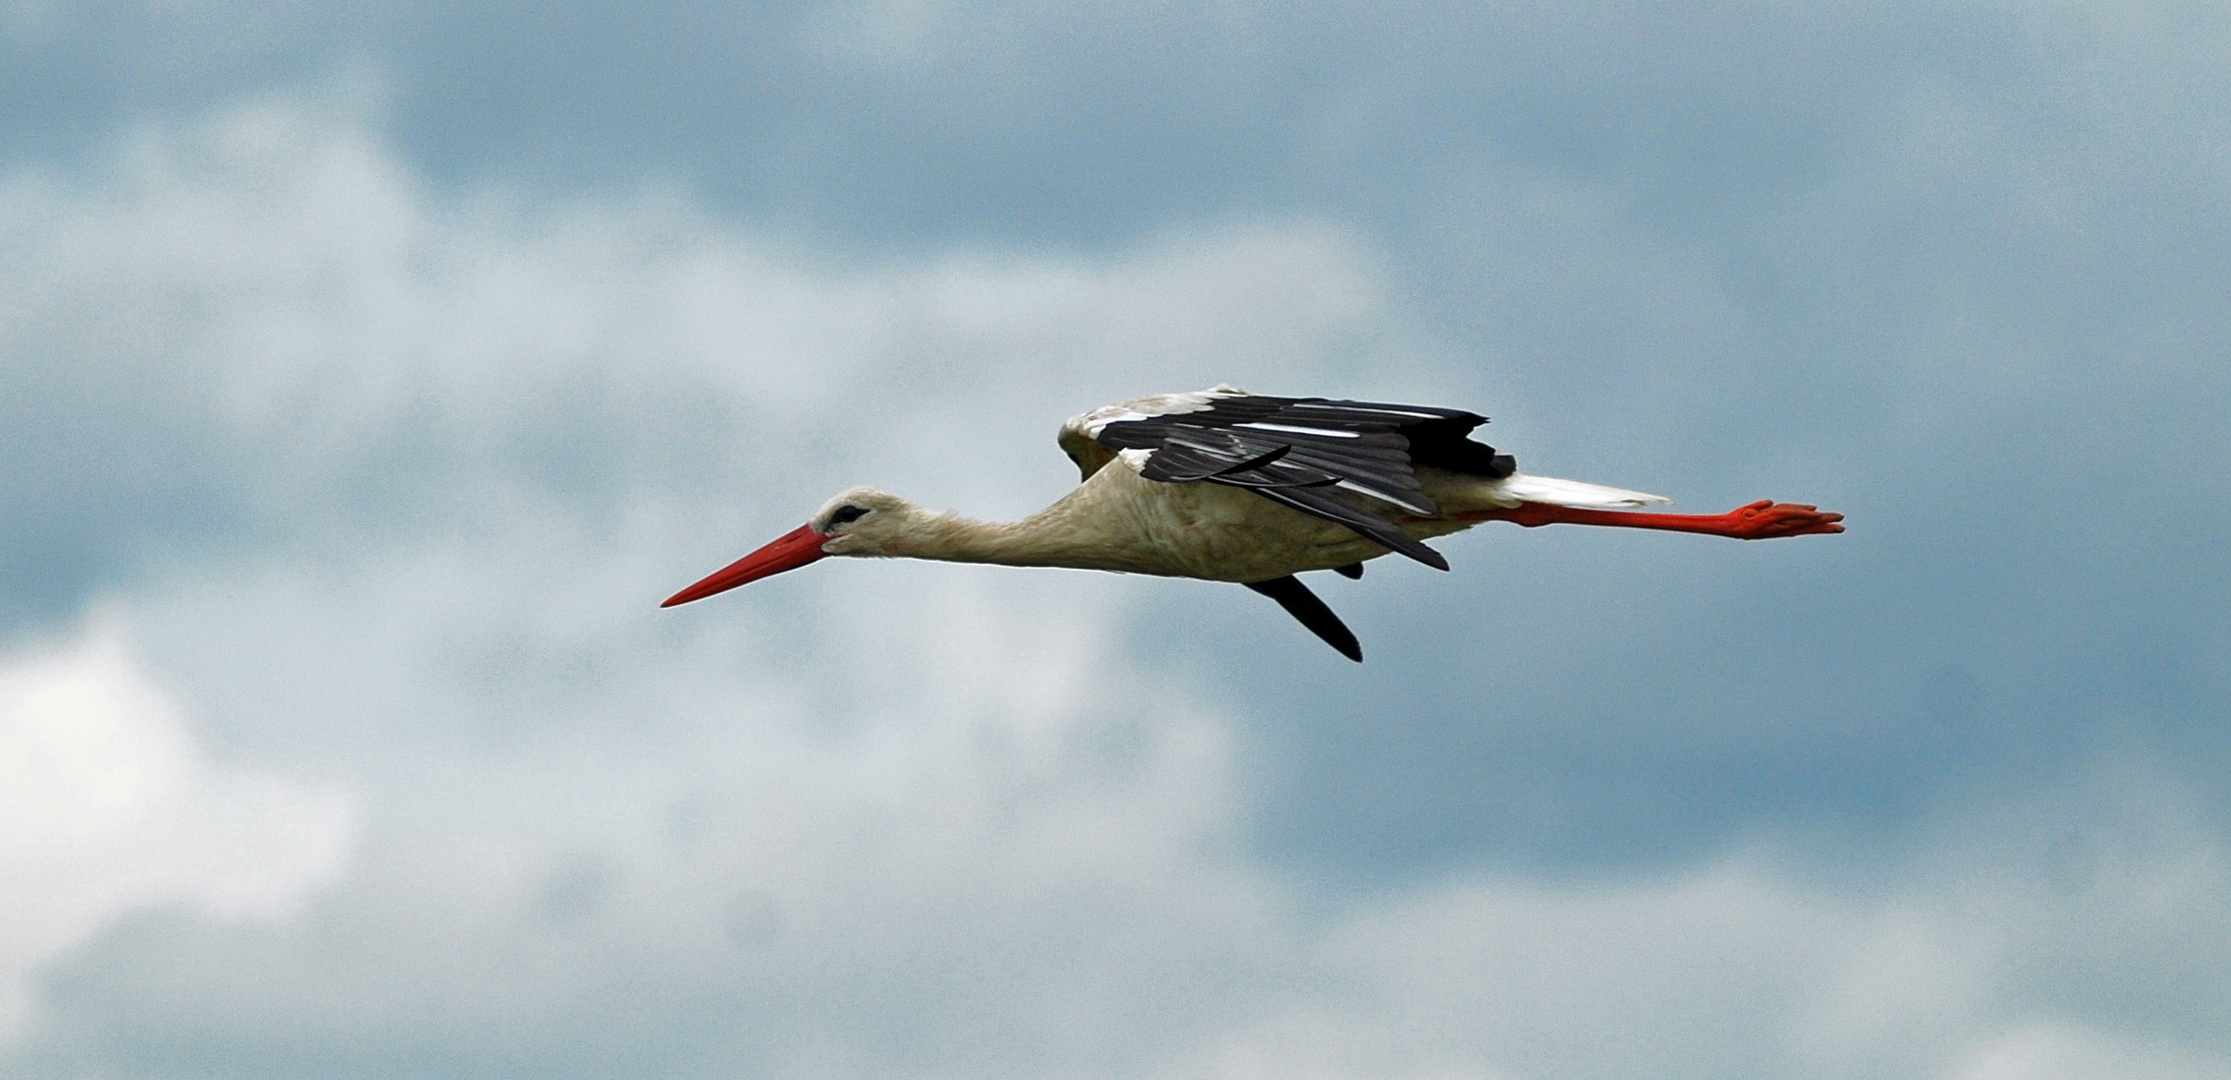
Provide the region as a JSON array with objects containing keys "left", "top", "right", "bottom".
[{"left": 3, "top": 1, "right": 2228, "bottom": 1077}]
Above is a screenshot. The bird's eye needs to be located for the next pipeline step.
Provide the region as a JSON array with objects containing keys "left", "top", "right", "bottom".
[{"left": 829, "top": 505, "right": 870, "bottom": 526}]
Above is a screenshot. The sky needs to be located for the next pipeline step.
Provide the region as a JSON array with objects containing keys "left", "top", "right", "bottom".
[{"left": 2, "top": 1, "right": 2228, "bottom": 1077}]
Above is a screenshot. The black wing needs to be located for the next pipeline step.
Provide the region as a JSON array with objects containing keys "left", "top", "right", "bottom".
[
  {"left": 1093, "top": 395, "right": 1516, "bottom": 570},
  {"left": 1245, "top": 577, "right": 1362, "bottom": 662}
]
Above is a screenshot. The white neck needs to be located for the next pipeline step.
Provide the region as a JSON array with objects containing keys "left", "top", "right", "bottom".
[{"left": 878, "top": 491, "right": 1165, "bottom": 575}]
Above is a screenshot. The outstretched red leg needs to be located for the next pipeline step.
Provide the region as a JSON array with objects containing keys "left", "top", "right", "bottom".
[{"left": 1450, "top": 500, "right": 1844, "bottom": 539}]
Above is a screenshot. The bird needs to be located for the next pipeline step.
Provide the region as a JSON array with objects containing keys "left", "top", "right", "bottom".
[{"left": 661, "top": 386, "right": 1842, "bottom": 661}]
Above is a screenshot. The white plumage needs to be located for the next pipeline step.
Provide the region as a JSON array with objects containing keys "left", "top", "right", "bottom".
[{"left": 1491, "top": 474, "right": 1672, "bottom": 511}]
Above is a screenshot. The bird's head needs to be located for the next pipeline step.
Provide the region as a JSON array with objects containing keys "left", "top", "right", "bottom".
[{"left": 660, "top": 487, "right": 924, "bottom": 607}]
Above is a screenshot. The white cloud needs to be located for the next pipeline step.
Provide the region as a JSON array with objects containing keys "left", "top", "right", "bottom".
[
  {"left": 3, "top": 89, "right": 2227, "bottom": 1080},
  {"left": 1945, "top": 1025, "right": 2227, "bottom": 1080},
  {"left": 1160, "top": 834, "right": 2231, "bottom": 1080},
  {"left": 0, "top": 617, "right": 352, "bottom": 1041},
  {"left": 0, "top": 85, "right": 1415, "bottom": 552}
]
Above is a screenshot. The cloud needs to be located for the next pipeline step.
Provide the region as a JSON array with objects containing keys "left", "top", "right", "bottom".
[
  {"left": 0, "top": 92, "right": 1366, "bottom": 1073},
  {"left": 2, "top": 43, "right": 2228, "bottom": 1078},
  {"left": 24, "top": 569, "right": 2231, "bottom": 1078},
  {"left": 0, "top": 618, "right": 351, "bottom": 1041},
  {"left": 1177, "top": 778, "right": 2231, "bottom": 1079},
  {"left": 1944, "top": 1026, "right": 2228, "bottom": 1080},
  {"left": 0, "top": 85, "right": 1417, "bottom": 624}
]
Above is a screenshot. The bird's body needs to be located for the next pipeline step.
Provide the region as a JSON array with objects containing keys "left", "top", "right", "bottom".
[
  {"left": 664, "top": 386, "right": 1842, "bottom": 660},
  {"left": 818, "top": 454, "right": 1671, "bottom": 583}
]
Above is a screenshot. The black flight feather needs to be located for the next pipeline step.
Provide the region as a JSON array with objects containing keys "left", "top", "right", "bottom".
[
  {"left": 1244, "top": 576, "right": 1363, "bottom": 662},
  {"left": 1093, "top": 394, "right": 1515, "bottom": 569}
]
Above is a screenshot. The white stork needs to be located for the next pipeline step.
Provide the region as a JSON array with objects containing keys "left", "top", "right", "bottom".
[{"left": 662, "top": 386, "right": 1842, "bottom": 661}]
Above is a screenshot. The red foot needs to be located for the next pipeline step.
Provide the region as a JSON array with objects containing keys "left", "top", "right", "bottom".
[
  {"left": 1712, "top": 500, "right": 1846, "bottom": 539},
  {"left": 1450, "top": 499, "right": 1844, "bottom": 539}
]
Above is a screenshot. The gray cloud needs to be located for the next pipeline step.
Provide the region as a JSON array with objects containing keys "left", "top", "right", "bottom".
[{"left": 3, "top": 1, "right": 2230, "bottom": 1076}]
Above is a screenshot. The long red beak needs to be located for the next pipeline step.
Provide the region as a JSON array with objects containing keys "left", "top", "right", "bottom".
[{"left": 661, "top": 523, "right": 831, "bottom": 607}]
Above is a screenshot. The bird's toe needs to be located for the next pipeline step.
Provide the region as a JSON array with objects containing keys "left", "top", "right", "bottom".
[{"left": 1730, "top": 502, "right": 1846, "bottom": 539}]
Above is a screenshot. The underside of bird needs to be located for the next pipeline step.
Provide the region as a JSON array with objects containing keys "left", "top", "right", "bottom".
[{"left": 664, "top": 387, "right": 1844, "bottom": 663}]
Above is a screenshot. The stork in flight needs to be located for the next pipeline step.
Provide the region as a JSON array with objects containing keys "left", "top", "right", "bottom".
[{"left": 662, "top": 386, "right": 1842, "bottom": 661}]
